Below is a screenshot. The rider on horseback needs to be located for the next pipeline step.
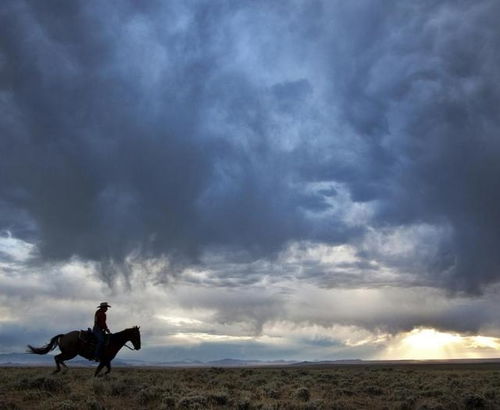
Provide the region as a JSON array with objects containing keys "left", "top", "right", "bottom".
[{"left": 93, "top": 302, "right": 111, "bottom": 361}]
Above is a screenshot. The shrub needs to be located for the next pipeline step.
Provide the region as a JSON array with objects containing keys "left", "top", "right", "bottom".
[
  {"left": 16, "top": 376, "right": 68, "bottom": 394},
  {"left": 264, "top": 388, "right": 281, "bottom": 399},
  {"left": 58, "top": 400, "right": 78, "bottom": 410},
  {"left": 208, "top": 390, "right": 229, "bottom": 405},
  {"left": 85, "top": 399, "right": 105, "bottom": 410},
  {"left": 416, "top": 403, "right": 445, "bottom": 410},
  {"left": 294, "top": 387, "right": 311, "bottom": 402},
  {"left": 463, "top": 394, "right": 486, "bottom": 409},
  {"left": 160, "top": 395, "right": 176, "bottom": 409},
  {"left": 91, "top": 380, "right": 105, "bottom": 396},
  {"left": 110, "top": 380, "right": 130, "bottom": 396},
  {"left": 177, "top": 394, "right": 209, "bottom": 409},
  {"left": 137, "top": 386, "right": 163, "bottom": 405},
  {"left": 22, "top": 391, "right": 45, "bottom": 401},
  {"left": 236, "top": 399, "right": 251, "bottom": 410},
  {"left": 235, "top": 392, "right": 252, "bottom": 410},
  {"left": 241, "top": 369, "right": 254, "bottom": 377},
  {"left": 253, "top": 378, "right": 267, "bottom": 386},
  {"left": 392, "top": 387, "right": 412, "bottom": 401},
  {"left": 399, "top": 396, "right": 417, "bottom": 410},
  {"left": 0, "top": 400, "right": 20, "bottom": 410},
  {"left": 329, "top": 399, "right": 358, "bottom": 410},
  {"left": 364, "top": 385, "right": 383, "bottom": 396},
  {"left": 421, "top": 389, "right": 443, "bottom": 398},
  {"left": 303, "top": 399, "right": 326, "bottom": 410},
  {"left": 209, "top": 367, "right": 225, "bottom": 374}
]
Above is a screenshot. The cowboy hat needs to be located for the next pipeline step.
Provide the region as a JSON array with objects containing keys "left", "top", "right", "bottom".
[{"left": 97, "top": 302, "right": 111, "bottom": 308}]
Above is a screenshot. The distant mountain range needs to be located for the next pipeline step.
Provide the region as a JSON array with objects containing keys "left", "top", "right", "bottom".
[
  {"left": 1, "top": 353, "right": 500, "bottom": 367},
  {"left": 0, "top": 353, "right": 96, "bottom": 367},
  {"left": 0, "top": 353, "right": 295, "bottom": 367}
]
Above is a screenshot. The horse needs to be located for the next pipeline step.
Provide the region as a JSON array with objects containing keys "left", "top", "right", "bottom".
[{"left": 27, "top": 326, "right": 141, "bottom": 376}]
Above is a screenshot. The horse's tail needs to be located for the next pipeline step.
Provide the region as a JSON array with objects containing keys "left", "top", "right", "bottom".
[{"left": 26, "top": 334, "right": 64, "bottom": 355}]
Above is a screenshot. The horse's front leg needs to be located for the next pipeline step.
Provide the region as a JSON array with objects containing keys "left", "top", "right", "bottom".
[
  {"left": 94, "top": 362, "right": 105, "bottom": 377},
  {"left": 104, "top": 361, "right": 111, "bottom": 375}
]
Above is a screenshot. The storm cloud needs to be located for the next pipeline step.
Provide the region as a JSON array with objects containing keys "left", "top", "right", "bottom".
[{"left": 2, "top": 0, "right": 500, "bottom": 298}]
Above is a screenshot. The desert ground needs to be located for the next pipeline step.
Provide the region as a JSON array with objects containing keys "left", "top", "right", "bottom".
[{"left": 0, "top": 363, "right": 498, "bottom": 409}]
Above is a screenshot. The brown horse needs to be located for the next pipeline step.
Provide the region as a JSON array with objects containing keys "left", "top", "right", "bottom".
[{"left": 27, "top": 326, "right": 141, "bottom": 376}]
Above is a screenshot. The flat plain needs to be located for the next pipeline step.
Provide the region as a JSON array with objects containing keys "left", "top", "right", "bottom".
[{"left": 0, "top": 363, "right": 499, "bottom": 409}]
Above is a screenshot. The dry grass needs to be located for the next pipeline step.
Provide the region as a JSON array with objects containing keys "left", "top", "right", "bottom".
[{"left": 0, "top": 363, "right": 499, "bottom": 409}]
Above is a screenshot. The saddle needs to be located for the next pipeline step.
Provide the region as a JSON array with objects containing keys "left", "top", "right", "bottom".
[
  {"left": 80, "top": 328, "right": 111, "bottom": 343},
  {"left": 79, "top": 328, "right": 96, "bottom": 344},
  {"left": 79, "top": 328, "right": 110, "bottom": 360}
]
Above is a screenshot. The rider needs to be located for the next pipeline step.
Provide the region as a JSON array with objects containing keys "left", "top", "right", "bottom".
[{"left": 93, "top": 302, "right": 111, "bottom": 361}]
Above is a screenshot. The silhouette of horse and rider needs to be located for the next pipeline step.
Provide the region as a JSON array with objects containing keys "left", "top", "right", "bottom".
[{"left": 27, "top": 302, "right": 141, "bottom": 376}]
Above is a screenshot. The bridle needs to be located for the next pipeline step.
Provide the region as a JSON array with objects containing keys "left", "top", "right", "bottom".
[
  {"left": 122, "top": 327, "right": 140, "bottom": 350},
  {"left": 124, "top": 330, "right": 140, "bottom": 350}
]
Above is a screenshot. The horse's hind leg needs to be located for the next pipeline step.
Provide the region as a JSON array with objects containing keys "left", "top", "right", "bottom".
[
  {"left": 55, "top": 352, "right": 76, "bottom": 374},
  {"left": 95, "top": 362, "right": 105, "bottom": 377},
  {"left": 104, "top": 361, "right": 111, "bottom": 375},
  {"left": 53, "top": 356, "right": 61, "bottom": 374}
]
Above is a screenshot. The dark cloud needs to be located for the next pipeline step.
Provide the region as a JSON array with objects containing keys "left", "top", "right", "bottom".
[
  {"left": 0, "top": 0, "right": 313, "bottom": 266},
  {"left": 1, "top": 0, "right": 500, "bottom": 294},
  {"left": 293, "top": 1, "right": 500, "bottom": 293},
  {"left": 357, "top": 1, "right": 500, "bottom": 293}
]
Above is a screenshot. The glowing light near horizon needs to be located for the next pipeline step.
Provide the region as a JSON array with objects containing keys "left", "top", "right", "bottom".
[
  {"left": 402, "top": 328, "right": 461, "bottom": 359},
  {"left": 380, "top": 328, "right": 500, "bottom": 360},
  {"left": 469, "top": 336, "right": 500, "bottom": 350}
]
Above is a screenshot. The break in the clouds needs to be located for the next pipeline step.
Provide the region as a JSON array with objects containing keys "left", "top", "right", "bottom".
[{"left": 2, "top": 1, "right": 500, "bottom": 360}]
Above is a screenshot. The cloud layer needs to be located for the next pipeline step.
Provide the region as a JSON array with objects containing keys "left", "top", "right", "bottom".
[
  {"left": 2, "top": 239, "right": 500, "bottom": 361},
  {"left": 3, "top": 1, "right": 500, "bottom": 293},
  {"left": 2, "top": 0, "right": 500, "bottom": 360}
]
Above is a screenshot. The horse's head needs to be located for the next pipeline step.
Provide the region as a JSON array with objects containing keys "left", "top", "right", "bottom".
[{"left": 127, "top": 326, "right": 141, "bottom": 350}]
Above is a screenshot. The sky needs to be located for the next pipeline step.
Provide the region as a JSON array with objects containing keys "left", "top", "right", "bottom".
[{"left": 1, "top": 0, "right": 500, "bottom": 362}]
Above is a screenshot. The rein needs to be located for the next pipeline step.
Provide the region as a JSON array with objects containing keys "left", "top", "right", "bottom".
[{"left": 110, "top": 328, "right": 139, "bottom": 351}]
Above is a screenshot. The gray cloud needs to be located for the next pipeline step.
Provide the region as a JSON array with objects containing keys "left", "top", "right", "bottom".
[
  {"left": 292, "top": 1, "right": 500, "bottom": 293},
  {"left": 1, "top": 0, "right": 500, "bottom": 295},
  {"left": 0, "top": 0, "right": 318, "bottom": 267},
  {"left": 2, "top": 248, "right": 500, "bottom": 359}
]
